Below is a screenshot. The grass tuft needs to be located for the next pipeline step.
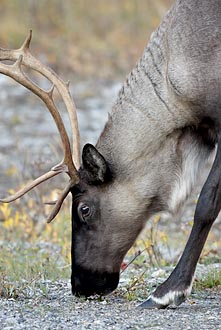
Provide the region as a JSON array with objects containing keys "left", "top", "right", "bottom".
[{"left": 194, "top": 268, "right": 221, "bottom": 291}]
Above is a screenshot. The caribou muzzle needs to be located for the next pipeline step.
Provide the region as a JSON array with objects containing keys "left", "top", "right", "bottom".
[{"left": 71, "top": 267, "right": 119, "bottom": 297}]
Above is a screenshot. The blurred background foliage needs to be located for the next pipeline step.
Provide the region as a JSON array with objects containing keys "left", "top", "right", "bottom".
[{"left": 0, "top": 0, "right": 173, "bottom": 80}]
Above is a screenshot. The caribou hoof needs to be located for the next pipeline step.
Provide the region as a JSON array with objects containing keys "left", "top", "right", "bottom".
[
  {"left": 138, "top": 296, "right": 169, "bottom": 309},
  {"left": 139, "top": 291, "right": 187, "bottom": 309}
]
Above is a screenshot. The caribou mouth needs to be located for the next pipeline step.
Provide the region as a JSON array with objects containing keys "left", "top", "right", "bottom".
[{"left": 71, "top": 267, "right": 120, "bottom": 297}]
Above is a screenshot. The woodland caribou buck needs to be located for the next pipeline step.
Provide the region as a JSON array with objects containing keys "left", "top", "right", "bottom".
[{"left": 0, "top": 0, "right": 221, "bottom": 309}]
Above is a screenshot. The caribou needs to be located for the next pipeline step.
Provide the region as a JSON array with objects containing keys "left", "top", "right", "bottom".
[{"left": 0, "top": 0, "right": 221, "bottom": 308}]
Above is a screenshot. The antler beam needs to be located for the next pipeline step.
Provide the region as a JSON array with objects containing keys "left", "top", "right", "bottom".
[{"left": 0, "top": 31, "right": 81, "bottom": 222}]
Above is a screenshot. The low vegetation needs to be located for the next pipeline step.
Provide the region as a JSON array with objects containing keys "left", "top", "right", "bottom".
[{"left": 0, "top": 193, "right": 71, "bottom": 298}]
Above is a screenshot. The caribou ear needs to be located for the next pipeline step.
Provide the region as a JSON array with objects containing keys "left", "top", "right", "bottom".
[{"left": 82, "top": 144, "right": 111, "bottom": 184}]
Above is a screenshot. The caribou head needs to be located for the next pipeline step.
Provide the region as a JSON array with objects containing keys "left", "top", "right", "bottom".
[{"left": 0, "top": 31, "right": 149, "bottom": 297}]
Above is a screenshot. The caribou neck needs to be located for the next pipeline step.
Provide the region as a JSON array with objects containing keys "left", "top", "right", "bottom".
[{"left": 96, "top": 5, "right": 213, "bottom": 217}]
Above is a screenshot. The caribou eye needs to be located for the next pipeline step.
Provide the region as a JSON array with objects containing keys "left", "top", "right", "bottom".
[{"left": 77, "top": 202, "right": 91, "bottom": 222}]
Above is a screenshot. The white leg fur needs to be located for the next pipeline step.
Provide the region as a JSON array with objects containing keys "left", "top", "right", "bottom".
[{"left": 148, "top": 276, "right": 194, "bottom": 307}]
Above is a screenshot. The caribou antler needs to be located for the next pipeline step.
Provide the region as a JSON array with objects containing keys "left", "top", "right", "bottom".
[{"left": 0, "top": 30, "right": 81, "bottom": 223}]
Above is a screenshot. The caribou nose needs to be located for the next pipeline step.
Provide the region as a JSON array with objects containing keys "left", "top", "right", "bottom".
[{"left": 71, "top": 267, "right": 119, "bottom": 297}]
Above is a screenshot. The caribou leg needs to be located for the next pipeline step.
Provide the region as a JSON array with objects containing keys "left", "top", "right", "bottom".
[{"left": 140, "top": 135, "right": 221, "bottom": 309}]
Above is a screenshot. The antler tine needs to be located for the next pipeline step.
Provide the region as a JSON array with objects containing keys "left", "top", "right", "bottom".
[
  {"left": 0, "top": 170, "right": 62, "bottom": 203},
  {"left": 0, "top": 31, "right": 81, "bottom": 222},
  {"left": 46, "top": 180, "right": 73, "bottom": 223}
]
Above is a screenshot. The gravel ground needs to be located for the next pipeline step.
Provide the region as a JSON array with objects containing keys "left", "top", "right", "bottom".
[{"left": 0, "top": 279, "right": 221, "bottom": 330}]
